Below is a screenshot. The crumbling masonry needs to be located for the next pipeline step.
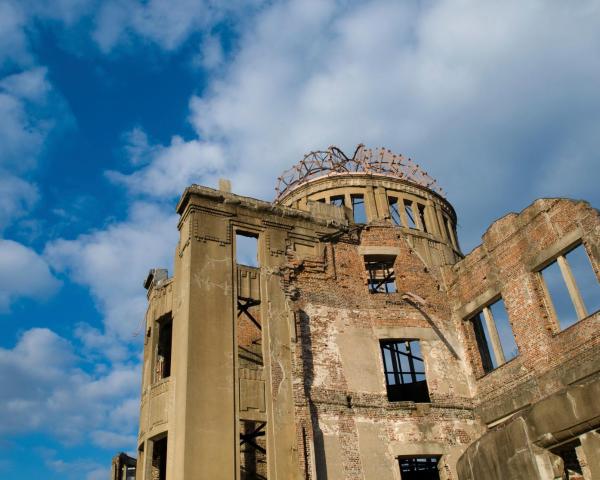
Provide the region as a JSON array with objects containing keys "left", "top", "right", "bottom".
[{"left": 121, "top": 145, "right": 600, "bottom": 480}]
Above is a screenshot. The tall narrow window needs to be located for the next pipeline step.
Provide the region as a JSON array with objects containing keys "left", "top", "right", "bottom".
[
  {"left": 470, "top": 298, "right": 518, "bottom": 374},
  {"left": 236, "top": 232, "right": 259, "bottom": 267},
  {"left": 240, "top": 420, "right": 267, "bottom": 479},
  {"left": 365, "top": 256, "right": 396, "bottom": 293},
  {"left": 389, "top": 197, "right": 402, "bottom": 226},
  {"left": 330, "top": 195, "right": 345, "bottom": 207},
  {"left": 540, "top": 243, "right": 600, "bottom": 330},
  {"left": 151, "top": 436, "right": 167, "bottom": 480},
  {"left": 155, "top": 314, "right": 172, "bottom": 381},
  {"left": 398, "top": 457, "right": 440, "bottom": 480},
  {"left": 404, "top": 200, "right": 417, "bottom": 229},
  {"left": 351, "top": 194, "right": 366, "bottom": 223},
  {"left": 380, "top": 340, "right": 430, "bottom": 402},
  {"left": 442, "top": 216, "right": 452, "bottom": 242},
  {"left": 417, "top": 204, "right": 428, "bottom": 233}
]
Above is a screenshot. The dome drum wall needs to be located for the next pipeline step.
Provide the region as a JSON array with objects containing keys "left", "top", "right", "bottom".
[{"left": 277, "top": 173, "right": 461, "bottom": 255}]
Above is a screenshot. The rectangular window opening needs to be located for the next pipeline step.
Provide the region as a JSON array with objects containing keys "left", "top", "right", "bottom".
[
  {"left": 389, "top": 197, "right": 402, "bottom": 226},
  {"left": 236, "top": 232, "right": 259, "bottom": 268},
  {"left": 565, "top": 244, "right": 600, "bottom": 316},
  {"left": 155, "top": 314, "right": 172, "bottom": 381},
  {"left": 351, "top": 194, "right": 366, "bottom": 223},
  {"left": 417, "top": 204, "right": 428, "bottom": 233},
  {"left": 404, "top": 200, "right": 417, "bottom": 229},
  {"left": 540, "top": 243, "right": 600, "bottom": 330},
  {"left": 470, "top": 298, "right": 518, "bottom": 374},
  {"left": 365, "top": 255, "right": 396, "bottom": 294},
  {"left": 240, "top": 420, "right": 267, "bottom": 479},
  {"left": 398, "top": 456, "right": 440, "bottom": 480},
  {"left": 489, "top": 299, "right": 518, "bottom": 361},
  {"left": 550, "top": 441, "right": 583, "bottom": 479},
  {"left": 443, "top": 217, "right": 453, "bottom": 243},
  {"left": 380, "top": 339, "right": 430, "bottom": 403},
  {"left": 330, "top": 195, "right": 345, "bottom": 207},
  {"left": 151, "top": 436, "right": 167, "bottom": 480}
]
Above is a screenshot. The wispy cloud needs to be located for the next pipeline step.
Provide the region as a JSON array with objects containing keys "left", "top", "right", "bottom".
[{"left": 0, "top": 239, "right": 59, "bottom": 311}]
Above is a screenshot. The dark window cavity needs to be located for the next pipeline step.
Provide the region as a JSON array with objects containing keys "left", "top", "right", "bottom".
[
  {"left": 417, "top": 204, "right": 428, "bottom": 232},
  {"left": 351, "top": 194, "right": 366, "bottom": 223},
  {"left": 365, "top": 256, "right": 396, "bottom": 293},
  {"left": 380, "top": 340, "right": 430, "bottom": 402},
  {"left": 155, "top": 315, "right": 172, "bottom": 381},
  {"left": 398, "top": 457, "right": 440, "bottom": 480},
  {"left": 152, "top": 436, "right": 168, "bottom": 480}
]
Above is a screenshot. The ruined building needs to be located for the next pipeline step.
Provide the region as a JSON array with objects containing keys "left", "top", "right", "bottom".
[{"left": 126, "top": 145, "right": 600, "bottom": 480}]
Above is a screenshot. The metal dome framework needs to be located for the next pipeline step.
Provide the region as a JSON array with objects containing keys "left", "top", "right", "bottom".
[{"left": 275, "top": 144, "right": 444, "bottom": 201}]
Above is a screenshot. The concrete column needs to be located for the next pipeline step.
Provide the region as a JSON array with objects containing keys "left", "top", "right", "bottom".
[
  {"left": 436, "top": 208, "right": 447, "bottom": 240},
  {"left": 364, "top": 185, "right": 378, "bottom": 221},
  {"left": 374, "top": 187, "right": 389, "bottom": 221},
  {"left": 411, "top": 201, "right": 423, "bottom": 231},
  {"left": 177, "top": 209, "right": 236, "bottom": 480},
  {"left": 426, "top": 201, "right": 440, "bottom": 236},
  {"left": 557, "top": 255, "right": 588, "bottom": 320},
  {"left": 580, "top": 431, "right": 600, "bottom": 479},
  {"left": 143, "top": 440, "right": 154, "bottom": 480},
  {"left": 482, "top": 306, "right": 505, "bottom": 366},
  {"left": 261, "top": 231, "right": 301, "bottom": 479}
]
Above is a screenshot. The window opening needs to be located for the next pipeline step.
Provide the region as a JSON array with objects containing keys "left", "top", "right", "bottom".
[
  {"left": 472, "top": 313, "right": 495, "bottom": 373},
  {"left": 365, "top": 256, "right": 396, "bottom": 293},
  {"left": 380, "top": 340, "right": 430, "bottom": 402},
  {"left": 151, "top": 436, "right": 167, "bottom": 480},
  {"left": 470, "top": 298, "right": 518, "bottom": 374},
  {"left": 240, "top": 421, "right": 267, "bottom": 479},
  {"left": 330, "top": 195, "right": 345, "bottom": 207},
  {"left": 236, "top": 232, "right": 259, "bottom": 268},
  {"left": 404, "top": 200, "right": 417, "bottom": 229},
  {"left": 351, "top": 194, "right": 366, "bottom": 223},
  {"left": 398, "top": 457, "right": 440, "bottom": 480},
  {"left": 155, "top": 315, "right": 172, "bottom": 381},
  {"left": 317, "top": 198, "right": 326, "bottom": 203},
  {"left": 417, "top": 204, "right": 428, "bottom": 233},
  {"left": 389, "top": 197, "right": 402, "bottom": 226},
  {"left": 540, "top": 243, "right": 600, "bottom": 330},
  {"left": 443, "top": 217, "right": 452, "bottom": 242},
  {"left": 551, "top": 441, "right": 583, "bottom": 480}
]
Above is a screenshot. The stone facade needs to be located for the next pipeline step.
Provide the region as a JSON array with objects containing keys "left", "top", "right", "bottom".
[{"left": 130, "top": 147, "right": 600, "bottom": 480}]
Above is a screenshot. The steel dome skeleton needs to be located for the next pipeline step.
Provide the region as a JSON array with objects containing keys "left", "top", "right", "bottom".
[{"left": 274, "top": 144, "right": 444, "bottom": 201}]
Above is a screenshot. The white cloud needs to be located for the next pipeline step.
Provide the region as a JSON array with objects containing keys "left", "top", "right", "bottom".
[
  {"left": 106, "top": 135, "right": 226, "bottom": 197},
  {"left": 107, "top": 0, "right": 600, "bottom": 251},
  {"left": 93, "top": 0, "right": 264, "bottom": 53},
  {"left": 0, "top": 67, "right": 50, "bottom": 101},
  {"left": 0, "top": 239, "right": 59, "bottom": 311},
  {"left": 45, "top": 202, "right": 177, "bottom": 353},
  {"left": 0, "top": 67, "right": 58, "bottom": 230},
  {"left": 0, "top": 328, "right": 140, "bottom": 446},
  {"left": 193, "top": 34, "right": 225, "bottom": 70},
  {"left": 0, "top": 175, "right": 39, "bottom": 231},
  {"left": 0, "top": 90, "right": 47, "bottom": 172},
  {"left": 0, "top": 1, "right": 31, "bottom": 68}
]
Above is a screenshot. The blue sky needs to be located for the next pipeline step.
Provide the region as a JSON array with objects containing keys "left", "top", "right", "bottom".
[{"left": 0, "top": 1, "right": 599, "bottom": 478}]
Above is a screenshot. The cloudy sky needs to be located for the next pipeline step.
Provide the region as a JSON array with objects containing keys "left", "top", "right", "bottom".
[{"left": 0, "top": 0, "right": 599, "bottom": 478}]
